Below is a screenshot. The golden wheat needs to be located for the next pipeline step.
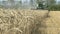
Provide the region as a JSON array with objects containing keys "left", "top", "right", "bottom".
[
  {"left": 0, "top": 8, "right": 60, "bottom": 34},
  {"left": 0, "top": 9, "right": 48, "bottom": 34}
]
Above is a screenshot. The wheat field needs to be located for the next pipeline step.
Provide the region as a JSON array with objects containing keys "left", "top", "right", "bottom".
[
  {"left": 0, "top": 8, "right": 60, "bottom": 34},
  {"left": 45, "top": 11, "right": 60, "bottom": 34}
]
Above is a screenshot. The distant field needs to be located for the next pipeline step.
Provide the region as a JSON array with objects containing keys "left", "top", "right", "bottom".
[
  {"left": 45, "top": 11, "right": 60, "bottom": 34},
  {"left": 0, "top": 9, "right": 60, "bottom": 34}
]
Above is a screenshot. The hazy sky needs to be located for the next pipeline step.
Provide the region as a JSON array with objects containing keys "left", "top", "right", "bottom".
[
  {"left": 56, "top": 0, "right": 60, "bottom": 3},
  {"left": 0, "top": 0, "right": 60, "bottom": 2},
  {"left": 0, "top": 0, "right": 60, "bottom": 1},
  {"left": 57, "top": 0, "right": 60, "bottom": 1}
]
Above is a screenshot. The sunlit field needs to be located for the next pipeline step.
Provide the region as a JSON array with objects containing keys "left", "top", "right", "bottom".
[
  {"left": 45, "top": 11, "right": 60, "bottom": 34},
  {"left": 0, "top": 8, "right": 60, "bottom": 34}
]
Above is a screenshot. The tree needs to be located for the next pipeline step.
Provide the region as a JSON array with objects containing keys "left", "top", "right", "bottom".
[
  {"left": 46, "top": 0, "right": 56, "bottom": 11},
  {"left": 36, "top": 0, "right": 44, "bottom": 9},
  {"left": 7, "top": 0, "right": 14, "bottom": 8},
  {"left": 30, "top": 0, "right": 34, "bottom": 6}
]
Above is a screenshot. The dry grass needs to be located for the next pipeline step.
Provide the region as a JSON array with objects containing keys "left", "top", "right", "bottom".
[
  {"left": 44, "top": 11, "right": 60, "bottom": 34},
  {"left": 0, "top": 8, "right": 60, "bottom": 34},
  {"left": 0, "top": 9, "right": 48, "bottom": 34}
]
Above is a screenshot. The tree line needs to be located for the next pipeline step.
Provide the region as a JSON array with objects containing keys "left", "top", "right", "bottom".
[{"left": 0, "top": 0, "right": 60, "bottom": 10}]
